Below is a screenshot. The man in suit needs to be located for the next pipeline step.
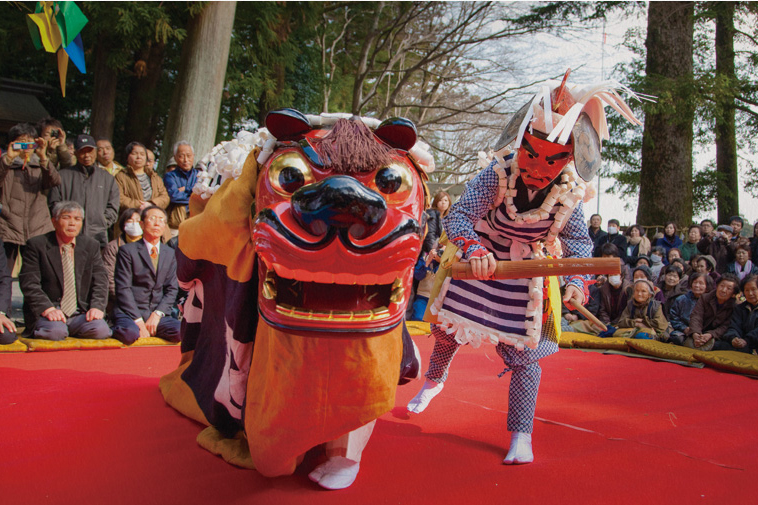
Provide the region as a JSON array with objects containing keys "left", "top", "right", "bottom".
[
  {"left": 19, "top": 201, "right": 111, "bottom": 340},
  {"left": 0, "top": 237, "right": 17, "bottom": 344},
  {"left": 112, "top": 205, "right": 180, "bottom": 344}
]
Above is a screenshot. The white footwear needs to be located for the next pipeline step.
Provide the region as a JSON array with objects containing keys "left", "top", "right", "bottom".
[
  {"left": 308, "top": 456, "right": 360, "bottom": 490},
  {"left": 407, "top": 379, "right": 444, "bottom": 414},
  {"left": 503, "top": 431, "right": 533, "bottom": 465}
]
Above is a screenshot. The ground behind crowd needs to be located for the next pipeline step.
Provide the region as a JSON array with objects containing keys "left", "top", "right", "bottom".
[{"left": 1, "top": 328, "right": 756, "bottom": 505}]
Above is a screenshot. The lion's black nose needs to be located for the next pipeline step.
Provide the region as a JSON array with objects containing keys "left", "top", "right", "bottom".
[{"left": 291, "top": 176, "right": 387, "bottom": 240}]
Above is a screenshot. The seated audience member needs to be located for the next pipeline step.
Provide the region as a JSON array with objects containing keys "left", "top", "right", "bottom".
[
  {"left": 649, "top": 246, "right": 666, "bottom": 280},
  {"left": 653, "top": 221, "right": 683, "bottom": 263},
  {"left": 36, "top": 117, "right": 73, "bottom": 169},
  {"left": 96, "top": 138, "right": 124, "bottom": 177},
  {"left": 728, "top": 216, "right": 751, "bottom": 263},
  {"left": 593, "top": 259, "right": 632, "bottom": 329},
  {"left": 102, "top": 208, "right": 143, "bottom": 316},
  {"left": 669, "top": 273, "right": 709, "bottom": 345},
  {"left": 667, "top": 247, "right": 682, "bottom": 264},
  {"left": 684, "top": 273, "right": 739, "bottom": 351},
  {"left": 658, "top": 264, "right": 686, "bottom": 318},
  {"left": 0, "top": 239, "right": 17, "bottom": 344},
  {"left": 722, "top": 275, "right": 758, "bottom": 354},
  {"left": 1, "top": 123, "right": 62, "bottom": 274},
  {"left": 695, "top": 254, "right": 720, "bottom": 287},
  {"left": 594, "top": 218, "right": 627, "bottom": 262},
  {"left": 163, "top": 141, "right": 197, "bottom": 230},
  {"left": 587, "top": 214, "right": 607, "bottom": 247},
  {"left": 19, "top": 201, "right": 110, "bottom": 341},
  {"left": 697, "top": 224, "right": 732, "bottom": 273},
  {"left": 726, "top": 244, "right": 758, "bottom": 281},
  {"left": 112, "top": 206, "right": 180, "bottom": 345},
  {"left": 115, "top": 142, "right": 169, "bottom": 214},
  {"left": 635, "top": 255, "right": 651, "bottom": 268},
  {"left": 613, "top": 279, "right": 672, "bottom": 340},
  {"left": 751, "top": 221, "right": 758, "bottom": 266},
  {"left": 629, "top": 264, "right": 665, "bottom": 303},
  {"left": 680, "top": 225, "right": 701, "bottom": 261},
  {"left": 624, "top": 224, "right": 651, "bottom": 266},
  {"left": 48, "top": 134, "right": 120, "bottom": 248},
  {"left": 164, "top": 157, "right": 177, "bottom": 173}
]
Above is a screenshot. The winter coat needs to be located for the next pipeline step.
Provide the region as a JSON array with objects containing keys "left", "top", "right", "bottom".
[
  {"left": 422, "top": 208, "right": 444, "bottom": 254},
  {"left": 722, "top": 301, "right": 758, "bottom": 351},
  {"left": 594, "top": 232, "right": 628, "bottom": 262},
  {"left": 597, "top": 280, "right": 631, "bottom": 325},
  {"left": 669, "top": 291, "right": 700, "bottom": 333},
  {"left": 653, "top": 234, "right": 683, "bottom": 263},
  {"left": 616, "top": 297, "right": 671, "bottom": 338},
  {"left": 0, "top": 153, "right": 61, "bottom": 245},
  {"left": 47, "top": 163, "right": 120, "bottom": 248},
  {"left": 697, "top": 236, "right": 731, "bottom": 274},
  {"left": 689, "top": 290, "right": 736, "bottom": 341},
  {"left": 115, "top": 165, "right": 170, "bottom": 213}
]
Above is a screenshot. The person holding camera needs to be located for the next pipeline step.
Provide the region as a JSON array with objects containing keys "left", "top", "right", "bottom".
[
  {"left": 36, "top": 117, "right": 73, "bottom": 169},
  {"left": 0, "top": 123, "right": 61, "bottom": 274}
]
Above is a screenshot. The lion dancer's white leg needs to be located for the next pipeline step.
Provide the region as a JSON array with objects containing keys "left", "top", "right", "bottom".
[
  {"left": 407, "top": 325, "right": 461, "bottom": 413},
  {"left": 501, "top": 360, "right": 541, "bottom": 464},
  {"left": 308, "top": 420, "right": 376, "bottom": 490}
]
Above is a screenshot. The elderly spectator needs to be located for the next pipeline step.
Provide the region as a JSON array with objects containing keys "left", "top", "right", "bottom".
[
  {"left": 722, "top": 275, "right": 758, "bottom": 353},
  {"left": 115, "top": 142, "right": 169, "bottom": 214},
  {"left": 48, "top": 135, "right": 120, "bottom": 249},
  {"left": 653, "top": 221, "right": 683, "bottom": 264},
  {"left": 165, "top": 157, "right": 177, "bottom": 173},
  {"left": 623, "top": 224, "right": 651, "bottom": 266},
  {"left": 680, "top": 225, "right": 701, "bottom": 261},
  {"left": 588, "top": 214, "right": 607, "bottom": 246},
  {"left": 112, "top": 205, "right": 180, "bottom": 344},
  {"left": 96, "top": 139, "right": 124, "bottom": 177},
  {"left": 19, "top": 201, "right": 110, "bottom": 341},
  {"left": 668, "top": 272, "right": 709, "bottom": 345},
  {"left": 36, "top": 117, "right": 73, "bottom": 169},
  {"left": 698, "top": 224, "right": 733, "bottom": 273},
  {"left": 0, "top": 123, "right": 61, "bottom": 273},
  {"left": 695, "top": 255, "right": 720, "bottom": 288},
  {"left": 594, "top": 218, "right": 627, "bottom": 262},
  {"left": 102, "top": 208, "right": 143, "bottom": 317},
  {"left": 629, "top": 264, "right": 665, "bottom": 303},
  {"left": 726, "top": 244, "right": 758, "bottom": 281},
  {"left": 613, "top": 279, "right": 672, "bottom": 340},
  {"left": 0, "top": 239, "right": 17, "bottom": 344},
  {"left": 163, "top": 141, "right": 197, "bottom": 230},
  {"left": 684, "top": 273, "right": 739, "bottom": 351},
  {"left": 635, "top": 255, "right": 651, "bottom": 268}
]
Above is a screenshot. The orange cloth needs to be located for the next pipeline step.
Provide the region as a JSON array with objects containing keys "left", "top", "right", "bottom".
[{"left": 245, "top": 320, "right": 402, "bottom": 477}]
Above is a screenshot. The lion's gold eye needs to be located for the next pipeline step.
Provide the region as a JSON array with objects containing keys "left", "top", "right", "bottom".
[
  {"left": 268, "top": 152, "right": 315, "bottom": 197},
  {"left": 369, "top": 162, "right": 414, "bottom": 204}
]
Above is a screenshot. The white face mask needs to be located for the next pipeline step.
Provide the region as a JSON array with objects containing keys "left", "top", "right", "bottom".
[
  {"left": 650, "top": 254, "right": 661, "bottom": 263},
  {"left": 608, "top": 226, "right": 618, "bottom": 235},
  {"left": 124, "top": 222, "right": 143, "bottom": 238},
  {"left": 608, "top": 275, "right": 622, "bottom": 287}
]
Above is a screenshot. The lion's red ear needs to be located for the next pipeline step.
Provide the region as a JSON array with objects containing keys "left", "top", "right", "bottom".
[
  {"left": 265, "top": 108, "right": 312, "bottom": 141},
  {"left": 374, "top": 117, "right": 417, "bottom": 151}
]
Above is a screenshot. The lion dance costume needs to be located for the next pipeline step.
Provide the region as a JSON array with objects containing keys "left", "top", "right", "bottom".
[
  {"left": 407, "top": 73, "right": 642, "bottom": 465},
  {"left": 160, "top": 109, "right": 433, "bottom": 489}
]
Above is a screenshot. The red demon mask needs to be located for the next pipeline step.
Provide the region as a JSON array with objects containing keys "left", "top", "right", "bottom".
[
  {"left": 253, "top": 110, "right": 426, "bottom": 333},
  {"left": 517, "top": 131, "right": 574, "bottom": 190}
]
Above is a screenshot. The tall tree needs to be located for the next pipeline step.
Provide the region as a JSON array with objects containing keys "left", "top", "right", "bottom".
[
  {"left": 713, "top": 2, "right": 739, "bottom": 222},
  {"left": 638, "top": 2, "right": 695, "bottom": 228},
  {"left": 161, "top": 1, "right": 237, "bottom": 169}
]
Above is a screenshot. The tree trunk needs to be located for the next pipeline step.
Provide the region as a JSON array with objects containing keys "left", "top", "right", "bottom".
[
  {"left": 715, "top": 2, "right": 739, "bottom": 222},
  {"left": 124, "top": 42, "right": 166, "bottom": 150},
  {"left": 161, "top": 1, "right": 237, "bottom": 171},
  {"left": 638, "top": 1, "right": 695, "bottom": 229},
  {"left": 90, "top": 40, "right": 118, "bottom": 141}
]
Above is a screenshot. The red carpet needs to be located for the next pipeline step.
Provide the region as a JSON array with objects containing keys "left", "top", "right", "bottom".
[{"left": 2, "top": 339, "right": 756, "bottom": 504}]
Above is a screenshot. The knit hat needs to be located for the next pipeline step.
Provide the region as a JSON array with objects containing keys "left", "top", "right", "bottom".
[
  {"left": 633, "top": 278, "right": 656, "bottom": 295},
  {"left": 632, "top": 264, "right": 653, "bottom": 281},
  {"left": 716, "top": 224, "right": 733, "bottom": 234},
  {"left": 701, "top": 255, "right": 717, "bottom": 271}
]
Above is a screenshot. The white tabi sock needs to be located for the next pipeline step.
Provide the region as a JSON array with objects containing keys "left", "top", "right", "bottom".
[
  {"left": 308, "top": 456, "right": 360, "bottom": 490},
  {"left": 407, "top": 379, "right": 444, "bottom": 414},
  {"left": 503, "top": 431, "right": 533, "bottom": 465}
]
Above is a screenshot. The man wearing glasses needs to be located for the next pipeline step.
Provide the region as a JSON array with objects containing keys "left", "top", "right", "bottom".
[{"left": 112, "top": 206, "right": 180, "bottom": 344}]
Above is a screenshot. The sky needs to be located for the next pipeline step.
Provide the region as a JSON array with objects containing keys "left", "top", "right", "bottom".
[{"left": 501, "top": 5, "right": 758, "bottom": 230}]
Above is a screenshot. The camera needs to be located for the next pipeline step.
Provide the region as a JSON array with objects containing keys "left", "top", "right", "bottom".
[
  {"left": 12, "top": 142, "right": 37, "bottom": 151},
  {"left": 50, "top": 129, "right": 60, "bottom": 139}
]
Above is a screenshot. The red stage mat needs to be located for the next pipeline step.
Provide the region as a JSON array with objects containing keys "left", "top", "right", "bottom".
[{"left": 1, "top": 338, "right": 756, "bottom": 504}]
